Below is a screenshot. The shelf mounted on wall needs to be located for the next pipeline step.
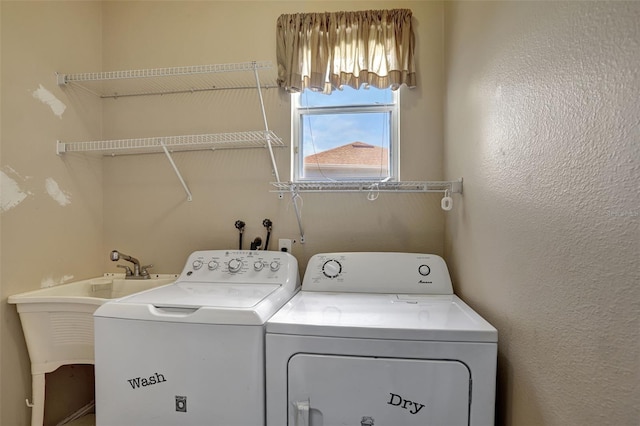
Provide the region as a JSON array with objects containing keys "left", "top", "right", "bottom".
[
  {"left": 271, "top": 179, "right": 464, "bottom": 244},
  {"left": 56, "top": 131, "right": 284, "bottom": 156},
  {"left": 56, "top": 61, "right": 283, "bottom": 202},
  {"left": 270, "top": 179, "right": 463, "bottom": 194},
  {"left": 55, "top": 61, "right": 278, "bottom": 98}
]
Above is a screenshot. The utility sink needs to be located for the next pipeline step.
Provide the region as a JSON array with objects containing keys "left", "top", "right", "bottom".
[
  {"left": 9, "top": 274, "right": 179, "bottom": 305},
  {"left": 9, "top": 273, "right": 179, "bottom": 369},
  {"left": 8, "top": 273, "right": 179, "bottom": 426}
]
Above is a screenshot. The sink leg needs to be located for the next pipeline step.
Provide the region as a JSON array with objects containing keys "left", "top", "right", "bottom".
[{"left": 30, "top": 373, "right": 45, "bottom": 426}]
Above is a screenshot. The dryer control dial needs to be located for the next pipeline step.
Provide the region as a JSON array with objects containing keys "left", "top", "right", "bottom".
[
  {"left": 322, "top": 259, "right": 342, "bottom": 278},
  {"left": 418, "top": 264, "right": 431, "bottom": 276},
  {"left": 228, "top": 258, "right": 243, "bottom": 273},
  {"left": 254, "top": 261, "right": 264, "bottom": 271},
  {"left": 270, "top": 261, "right": 281, "bottom": 272},
  {"left": 207, "top": 260, "right": 219, "bottom": 271},
  {"left": 192, "top": 259, "right": 203, "bottom": 270}
]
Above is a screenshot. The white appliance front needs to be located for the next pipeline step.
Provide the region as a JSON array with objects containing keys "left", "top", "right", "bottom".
[
  {"left": 95, "top": 319, "right": 263, "bottom": 425},
  {"left": 266, "top": 252, "right": 497, "bottom": 426},
  {"left": 288, "top": 354, "right": 471, "bottom": 425},
  {"left": 95, "top": 250, "right": 299, "bottom": 426}
]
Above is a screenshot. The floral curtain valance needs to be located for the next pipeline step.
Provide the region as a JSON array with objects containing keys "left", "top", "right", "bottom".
[{"left": 276, "top": 9, "right": 416, "bottom": 93}]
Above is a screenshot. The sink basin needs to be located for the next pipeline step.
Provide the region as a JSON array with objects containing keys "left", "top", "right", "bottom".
[
  {"left": 9, "top": 274, "right": 180, "bottom": 367},
  {"left": 9, "top": 273, "right": 179, "bottom": 366},
  {"left": 9, "top": 274, "right": 179, "bottom": 304},
  {"left": 9, "top": 274, "right": 178, "bottom": 372},
  {"left": 9, "top": 273, "right": 178, "bottom": 426}
]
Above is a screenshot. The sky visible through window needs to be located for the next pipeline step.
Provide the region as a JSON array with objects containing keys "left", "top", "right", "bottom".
[{"left": 299, "top": 86, "right": 393, "bottom": 154}]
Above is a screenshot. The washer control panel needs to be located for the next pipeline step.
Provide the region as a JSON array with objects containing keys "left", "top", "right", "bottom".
[
  {"left": 304, "top": 252, "right": 453, "bottom": 295},
  {"left": 178, "top": 250, "right": 297, "bottom": 285}
]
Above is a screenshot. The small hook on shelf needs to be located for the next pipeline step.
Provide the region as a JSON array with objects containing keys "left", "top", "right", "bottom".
[
  {"left": 367, "top": 183, "right": 380, "bottom": 201},
  {"left": 441, "top": 189, "right": 453, "bottom": 211}
]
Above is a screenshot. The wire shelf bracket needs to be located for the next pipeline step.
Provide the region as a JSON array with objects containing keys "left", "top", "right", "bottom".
[{"left": 160, "top": 140, "right": 193, "bottom": 202}]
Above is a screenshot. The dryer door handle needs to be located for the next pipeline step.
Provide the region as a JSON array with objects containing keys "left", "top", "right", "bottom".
[{"left": 292, "top": 399, "right": 310, "bottom": 426}]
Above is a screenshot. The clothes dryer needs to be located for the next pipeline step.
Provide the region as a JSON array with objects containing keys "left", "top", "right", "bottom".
[
  {"left": 266, "top": 252, "right": 497, "bottom": 426},
  {"left": 94, "top": 250, "right": 299, "bottom": 426}
]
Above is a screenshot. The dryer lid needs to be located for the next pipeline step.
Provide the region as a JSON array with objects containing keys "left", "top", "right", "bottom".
[{"left": 266, "top": 292, "right": 497, "bottom": 342}]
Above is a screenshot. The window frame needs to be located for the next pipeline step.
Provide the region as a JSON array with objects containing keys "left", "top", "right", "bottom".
[{"left": 291, "top": 89, "right": 400, "bottom": 183}]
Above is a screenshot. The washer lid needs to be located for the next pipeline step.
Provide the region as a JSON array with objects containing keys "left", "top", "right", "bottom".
[
  {"left": 266, "top": 292, "right": 497, "bottom": 342},
  {"left": 94, "top": 281, "right": 294, "bottom": 325},
  {"left": 118, "top": 281, "right": 280, "bottom": 308}
]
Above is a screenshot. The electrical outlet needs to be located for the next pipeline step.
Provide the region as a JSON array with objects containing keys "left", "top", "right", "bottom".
[{"left": 278, "top": 239, "right": 293, "bottom": 252}]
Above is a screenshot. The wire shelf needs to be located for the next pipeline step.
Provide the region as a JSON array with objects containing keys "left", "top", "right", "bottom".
[
  {"left": 57, "top": 61, "right": 277, "bottom": 98},
  {"left": 57, "top": 131, "right": 284, "bottom": 156},
  {"left": 270, "top": 180, "right": 463, "bottom": 194},
  {"left": 56, "top": 60, "right": 283, "bottom": 201}
]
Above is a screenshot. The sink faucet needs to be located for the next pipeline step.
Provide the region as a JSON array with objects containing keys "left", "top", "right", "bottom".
[{"left": 110, "top": 250, "right": 152, "bottom": 279}]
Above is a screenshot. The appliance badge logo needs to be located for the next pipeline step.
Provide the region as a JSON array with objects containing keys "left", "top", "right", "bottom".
[
  {"left": 175, "top": 395, "right": 187, "bottom": 412},
  {"left": 126, "top": 372, "right": 167, "bottom": 390},
  {"left": 387, "top": 392, "right": 425, "bottom": 415},
  {"left": 361, "top": 416, "right": 375, "bottom": 425}
]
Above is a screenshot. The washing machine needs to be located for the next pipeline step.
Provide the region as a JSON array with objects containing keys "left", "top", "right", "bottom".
[
  {"left": 266, "top": 252, "right": 497, "bottom": 426},
  {"left": 94, "top": 250, "right": 299, "bottom": 426}
]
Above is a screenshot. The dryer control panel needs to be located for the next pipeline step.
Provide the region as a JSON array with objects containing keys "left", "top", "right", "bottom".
[{"left": 303, "top": 252, "right": 453, "bottom": 295}]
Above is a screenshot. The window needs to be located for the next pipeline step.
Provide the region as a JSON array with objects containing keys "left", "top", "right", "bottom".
[{"left": 292, "top": 86, "right": 399, "bottom": 182}]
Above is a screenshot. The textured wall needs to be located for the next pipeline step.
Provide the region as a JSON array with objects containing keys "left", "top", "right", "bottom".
[{"left": 444, "top": 2, "right": 639, "bottom": 425}]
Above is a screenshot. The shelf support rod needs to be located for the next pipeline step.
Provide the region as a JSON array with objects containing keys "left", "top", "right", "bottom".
[
  {"left": 252, "top": 62, "right": 283, "bottom": 199},
  {"left": 160, "top": 140, "right": 193, "bottom": 202},
  {"left": 290, "top": 185, "right": 306, "bottom": 244}
]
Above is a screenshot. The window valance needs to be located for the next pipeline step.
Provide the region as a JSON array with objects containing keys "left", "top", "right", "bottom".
[{"left": 276, "top": 9, "right": 416, "bottom": 93}]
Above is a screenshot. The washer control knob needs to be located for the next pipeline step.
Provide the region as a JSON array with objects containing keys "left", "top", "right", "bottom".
[
  {"left": 208, "top": 260, "right": 219, "bottom": 271},
  {"left": 270, "top": 261, "right": 281, "bottom": 272},
  {"left": 418, "top": 264, "right": 431, "bottom": 276},
  {"left": 192, "top": 259, "right": 203, "bottom": 270},
  {"left": 322, "top": 259, "right": 342, "bottom": 278},
  {"left": 254, "top": 261, "right": 264, "bottom": 271},
  {"left": 228, "top": 258, "right": 243, "bottom": 273}
]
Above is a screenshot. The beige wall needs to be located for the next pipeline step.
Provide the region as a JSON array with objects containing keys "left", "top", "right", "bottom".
[
  {"left": 1, "top": 3, "right": 3, "bottom": 420},
  {"left": 0, "top": 3, "right": 3, "bottom": 421},
  {"left": 9, "top": 2, "right": 637, "bottom": 426},
  {"left": 444, "top": 2, "right": 639, "bottom": 425},
  {"left": 1, "top": 1, "right": 104, "bottom": 425},
  {"left": 1, "top": 1, "right": 444, "bottom": 424},
  {"left": 99, "top": 1, "right": 446, "bottom": 276}
]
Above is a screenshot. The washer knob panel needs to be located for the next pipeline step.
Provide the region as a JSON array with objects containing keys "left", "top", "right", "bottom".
[{"left": 228, "top": 258, "right": 243, "bottom": 273}]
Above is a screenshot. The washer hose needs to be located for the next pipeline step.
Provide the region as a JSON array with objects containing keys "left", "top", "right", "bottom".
[
  {"left": 262, "top": 219, "right": 273, "bottom": 250},
  {"left": 234, "top": 220, "right": 245, "bottom": 250}
]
